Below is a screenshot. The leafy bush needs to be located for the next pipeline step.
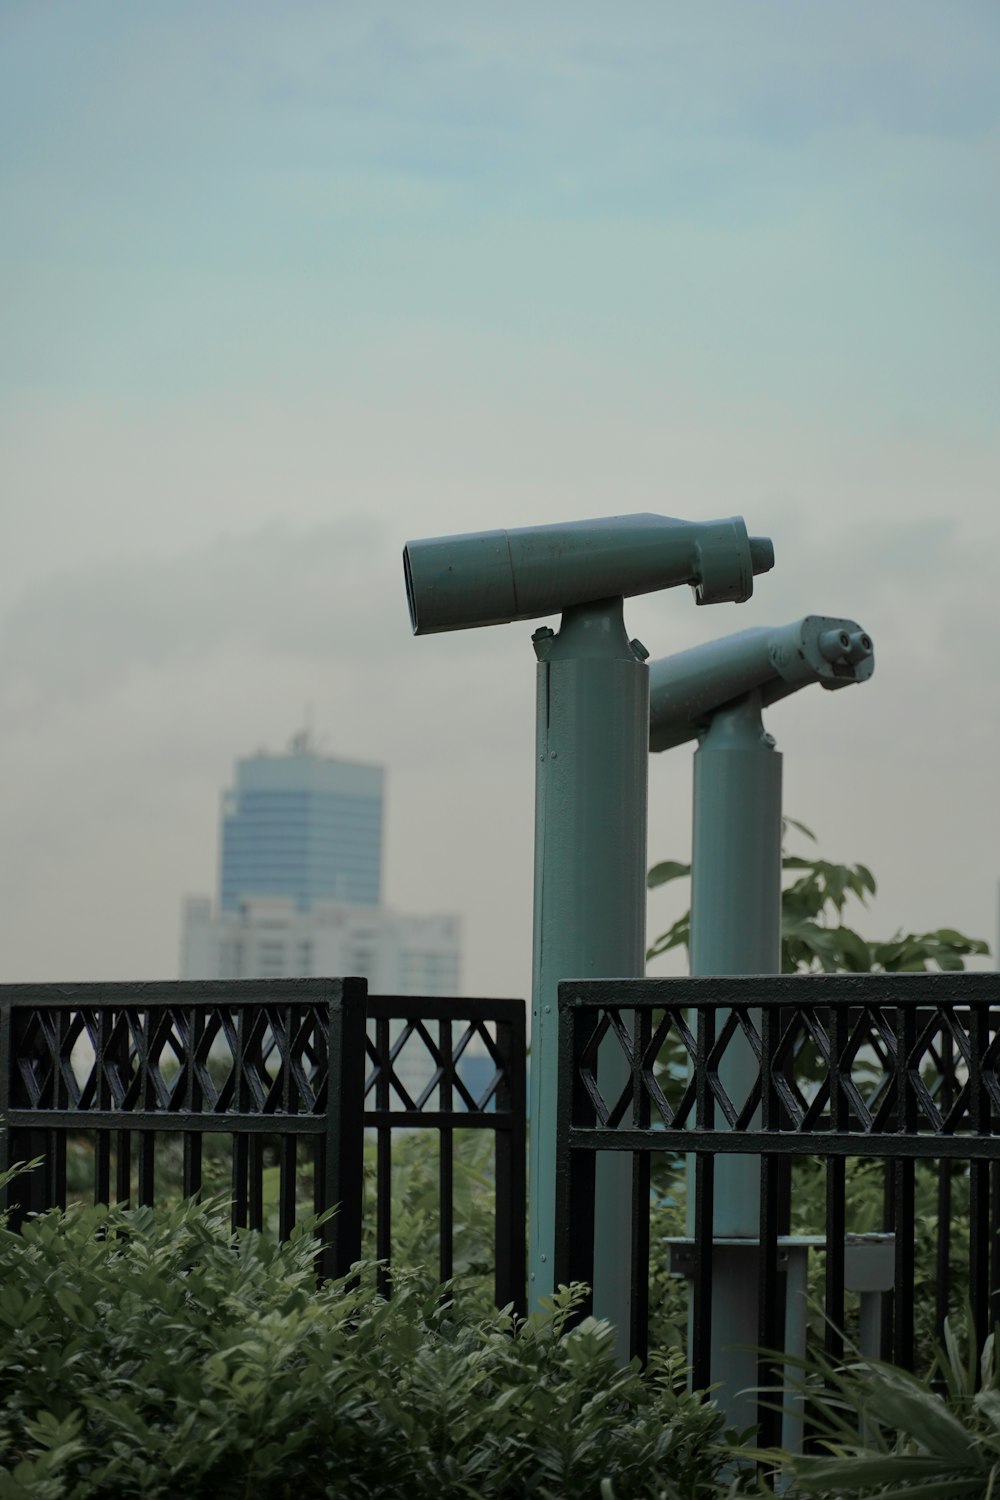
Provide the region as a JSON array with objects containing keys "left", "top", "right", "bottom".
[
  {"left": 0, "top": 1170, "right": 747, "bottom": 1500},
  {"left": 647, "top": 818, "right": 989, "bottom": 974},
  {"left": 770, "top": 1321, "right": 1000, "bottom": 1498},
  {"left": 361, "top": 1128, "right": 501, "bottom": 1310}
]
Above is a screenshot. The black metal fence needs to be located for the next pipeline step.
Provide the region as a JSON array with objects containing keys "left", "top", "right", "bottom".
[
  {"left": 364, "top": 994, "right": 526, "bottom": 1312},
  {"left": 555, "top": 972, "right": 1000, "bottom": 1444},
  {"left": 0, "top": 979, "right": 526, "bottom": 1311}
]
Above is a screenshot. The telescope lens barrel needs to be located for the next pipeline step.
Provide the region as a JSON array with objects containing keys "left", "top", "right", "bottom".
[
  {"left": 818, "top": 628, "right": 852, "bottom": 663},
  {"left": 818, "top": 627, "right": 875, "bottom": 666},
  {"left": 749, "top": 537, "right": 775, "bottom": 575}
]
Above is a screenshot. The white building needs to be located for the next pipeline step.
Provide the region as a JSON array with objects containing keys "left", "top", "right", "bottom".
[{"left": 180, "top": 894, "right": 461, "bottom": 996}]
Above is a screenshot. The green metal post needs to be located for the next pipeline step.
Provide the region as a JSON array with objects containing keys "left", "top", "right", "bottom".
[
  {"left": 529, "top": 596, "right": 649, "bottom": 1359},
  {"left": 688, "top": 689, "right": 782, "bottom": 1432},
  {"left": 648, "top": 617, "right": 873, "bottom": 1432}
]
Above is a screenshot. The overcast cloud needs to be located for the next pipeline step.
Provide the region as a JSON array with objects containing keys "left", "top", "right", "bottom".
[{"left": 1, "top": 0, "right": 997, "bottom": 993}]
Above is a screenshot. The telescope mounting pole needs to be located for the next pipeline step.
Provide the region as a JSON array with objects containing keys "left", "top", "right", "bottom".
[
  {"left": 529, "top": 595, "right": 649, "bottom": 1360},
  {"left": 688, "top": 688, "right": 782, "bottom": 1432}
]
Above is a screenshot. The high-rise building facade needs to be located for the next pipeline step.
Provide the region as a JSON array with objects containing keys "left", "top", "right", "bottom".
[
  {"left": 220, "top": 733, "right": 383, "bottom": 911},
  {"left": 181, "top": 736, "right": 461, "bottom": 1005}
]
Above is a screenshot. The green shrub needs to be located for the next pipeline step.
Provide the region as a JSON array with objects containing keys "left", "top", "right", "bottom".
[
  {"left": 769, "top": 1321, "right": 1000, "bottom": 1497},
  {"left": 0, "top": 1172, "right": 747, "bottom": 1499},
  {"left": 360, "top": 1128, "right": 501, "bottom": 1310}
]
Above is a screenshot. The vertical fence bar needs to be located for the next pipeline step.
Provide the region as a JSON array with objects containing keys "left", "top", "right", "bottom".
[
  {"left": 95, "top": 1132, "right": 111, "bottom": 1205},
  {"left": 280, "top": 1005, "right": 294, "bottom": 1115},
  {"left": 970, "top": 1164, "right": 990, "bottom": 1359},
  {"left": 94, "top": 1007, "right": 111, "bottom": 1206},
  {"left": 183, "top": 1135, "right": 203, "bottom": 1200},
  {"left": 232, "top": 1134, "right": 249, "bottom": 1229},
  {"left": 969, "top": 1001, "right": 990, "bottom": 1361},
  {"left": 49, "top": 1006, "right": 69, "bottom": 1212},
  {"left": 113, "top": 1003, "right": 132, "bottom": 1206},
  {"left": 756, "top": 1005, "right": 781, "bottom": 1452},
  {"left": 990, "top": 1160, "right": 1000, "bottom": 1335},
  {"left": 317, "top": 979, "right": 366, "bottom": 1282},
  {"left": 757, "top": 1153, "right": 782, "bottom": 1451},
  {"left": 279, "top": 1135, "right": 297, "bottom": 1241},
  {"left": 51, "top": 1130, "right": 68, "bottom": 1211},
  {"left": 629, "top": 1004, "right": 651, "bottom": 1365},
  {"left": 776, "top": 1003, "right": 794, "bottom": 1238},
  {"left": 825, "top": 1000, "right": 848, "bottom": 1364},
  {"left": 184, "top": 1005, "right": 204, "bottom": 1201},
  {"left": 0, "top": 1004, "right": 43, "bottom": 1227},
  {"left": 880, "top": 1155, "right": 894, "bottom": 1358},
  {"left": 248, "top": 1135, "right": 264, "bottom": 1231},
  {"left": 691, "top": 1003, "right": 715, "bottom": 1395},
  {"left": 438, "top": 1018, "right": 454, "bottom": 1287},
  {"left": 824, "top": 1159, "right": 846, "bottom": 1366},
  {"left": 54, "top": 1006, "right": 68, "bottom": 1113},
  {"left": 892, "top": 1001, "right": 916, "bottom": 1371},
  {"left": 375, "top": 1014, "right": 392, "bottom": 1297},
  {"left": 553, "top": 992, "right": 596, "bottom": 1315},
  {"left": 136, "top": 1132, "right": 155, "bottom": 1208},
  {"left": 494, "top": 1012, "right": 527, "bottom": 1317},
  {"left": 985, "top": 1001, "right": 999, "bottom": 1355},
  {"left": 692, "top": 1153, "right": 714, "bottom": 1396},
  {"left": 0, "top": 997, "right": 11, "bottom": 1205},
  {"left": 935, "top": 1020, "right": 955, "bottom": 1345},
  {"left": 116, "top": 1131, "right": 131, "bottom": 1205},
  {"left": 1, "top": 1003, "right": 36, "bottom": 1227}
]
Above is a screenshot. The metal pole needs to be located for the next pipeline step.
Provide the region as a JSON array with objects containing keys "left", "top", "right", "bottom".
[
  {"left": 688, "top": 688, "right": 782, "bottom": 1431},
  {"left": 529, "top": 596, "right": 649, "bottom": 1359}
]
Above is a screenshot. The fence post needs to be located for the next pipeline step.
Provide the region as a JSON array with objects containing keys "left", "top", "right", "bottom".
[
  {"left": 494, "top": 1008, "right": 527, "bottom": 1316},
  {"left": 0, "top": 996, "right": 52, "bottom": 1225},
  {"left": 318, "top": 977, "right": 367, "bottom": 1281},
  {"left": 554, "top": 990, "right": 598, "bottom": 1315}
]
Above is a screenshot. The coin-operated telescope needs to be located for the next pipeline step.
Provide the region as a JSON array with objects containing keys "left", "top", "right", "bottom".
[
  {"left": 404, "top": 513, "right": 774, "bottom": 1357},
  {"left": 647, "top": 615, "right": 874, "bottom": 1433},
  {"left": 403, "top": 513, "right": 774, "bottom": 632},
  {"left": 649, "top": 616, "right": 873, "bottom": 751}
]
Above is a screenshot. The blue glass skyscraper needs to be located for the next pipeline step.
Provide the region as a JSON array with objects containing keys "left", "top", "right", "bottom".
[{"left": 219, "top": 735, "right": 384, "bottom": 911}]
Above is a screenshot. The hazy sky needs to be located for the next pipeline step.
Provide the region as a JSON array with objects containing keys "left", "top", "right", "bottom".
[{"left": 1, "top": 1, "right": 998, "bottom": 996}]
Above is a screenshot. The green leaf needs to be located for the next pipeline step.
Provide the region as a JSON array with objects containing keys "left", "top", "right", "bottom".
[
  {"left": 790, "top": 1458, "right": 986, "bottom": 1498},
  {"left": 646, "top": 860, "right": 691, "bottom": 890},
  {"left": 782, "top": 816, "right": 817, "bottom": 843},
  {"left": 832, "top": 925, "right": 874, "bottom": 973},
  {"left": 857, "top": 1369, "right": 982, "bottom": 1463},
  {"left": 646, "top": 914, "right": 690, "bottom": 963},
  {"left": 934, "top": 927, "right": 987, "bottom": 948}
]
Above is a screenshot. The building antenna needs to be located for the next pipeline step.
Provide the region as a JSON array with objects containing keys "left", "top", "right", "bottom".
[{"left": 290, "top": 704, "right": 316, "bottom": 757}]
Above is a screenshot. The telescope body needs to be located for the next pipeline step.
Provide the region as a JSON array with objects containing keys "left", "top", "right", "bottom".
[
  {"left": 649, "top": 615, "right": 874, "bottom": 752},
  {"left": 404, "top": 513, "right": 774, "bottom": 634}
]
